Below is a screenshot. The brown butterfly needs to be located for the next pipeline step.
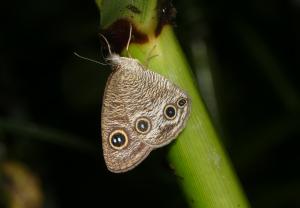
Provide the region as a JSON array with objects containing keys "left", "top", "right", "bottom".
[{"left": 101, "top": 26, "right": 191, "bottom": 173}]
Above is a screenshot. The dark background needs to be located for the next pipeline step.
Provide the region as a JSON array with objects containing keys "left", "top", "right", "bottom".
[{"left": 0, "top": 0, "right": 299, "bottom": 207}]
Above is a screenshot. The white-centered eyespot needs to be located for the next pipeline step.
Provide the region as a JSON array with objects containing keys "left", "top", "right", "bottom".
[
  {"left": 109, "top": 129, "right": 128, "bottom": 150},
  {"left": 163, "top": 104, "right": 177, "bottom": 120},
  {"left": 177, "top": 97, "right": 187, "bottom": 108},
  {"left": 135, "top": 117, "right": 151, "bottom": 134}
]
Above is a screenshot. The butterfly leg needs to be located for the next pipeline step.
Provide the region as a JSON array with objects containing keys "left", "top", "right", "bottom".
[{"left": 144, "top": 44, "right": 159, "bottom": 68}]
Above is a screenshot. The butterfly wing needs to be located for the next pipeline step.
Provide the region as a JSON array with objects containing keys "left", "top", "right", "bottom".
[
  {"left": 114, "top": 57, "right": 191, "bottom": 148},
  {"left": 101, "top": 69, "right": 152, "bottom": 173},
  {"left": 102, "top": 57, "right": 191, "bottom": 173}
]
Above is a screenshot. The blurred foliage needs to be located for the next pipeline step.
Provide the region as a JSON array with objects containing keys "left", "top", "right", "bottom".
[
  {"left": 0, "top": 0, "right": 299, "bottom": 207},
  {"left": 1, "top": 161, "right": 44, "bottom": 208}
]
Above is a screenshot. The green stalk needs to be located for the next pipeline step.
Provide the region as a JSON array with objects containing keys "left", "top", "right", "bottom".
[{"left": 96, "top": 0, "right": 250, "bottom": 207}]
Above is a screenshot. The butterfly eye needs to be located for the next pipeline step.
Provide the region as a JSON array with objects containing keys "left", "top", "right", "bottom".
[
  {"left": 135, "top": 117, "right": 151, "bottom": 134},
  {"left": 109, "top": 130, "right": 128, "bottom": 150},
  {"left": 164, "top": 104, "right": 177, "bottom": 120},
  {"left": 177, "top": 97, "right": 187, "bottom": 108}
]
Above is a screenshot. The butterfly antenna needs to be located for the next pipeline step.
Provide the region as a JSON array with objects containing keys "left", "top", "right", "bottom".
[
  {"left": 125, "top": 24, "right": 133, "bottom": 57},
  {"left": 73, "top": 52, "right": 107, "bottom": 66},
  {"left": 126, "top": 24, "right": 132, "bottom": 52},
  {"left": 99, "top": 34, "right": 112, "bottom": 56}
]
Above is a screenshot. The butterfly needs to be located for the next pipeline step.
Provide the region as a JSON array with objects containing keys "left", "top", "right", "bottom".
[{"left": 100, "top": 25, "right": 191, "bottom": 173}]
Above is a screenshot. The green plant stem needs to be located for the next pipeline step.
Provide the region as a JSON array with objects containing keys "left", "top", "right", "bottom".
[{"left": 97, "top": 0, "right": 250, "bottom": 207}]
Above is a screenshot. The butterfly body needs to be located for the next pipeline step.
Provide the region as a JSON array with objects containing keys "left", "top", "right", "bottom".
[{"left": 101, "top": 54, "right": 191, "bottom": 173}]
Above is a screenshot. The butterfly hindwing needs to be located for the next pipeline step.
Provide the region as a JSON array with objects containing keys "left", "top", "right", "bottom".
[{"left": 114, "top": 57, "right": 191, "bottom": 147}]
